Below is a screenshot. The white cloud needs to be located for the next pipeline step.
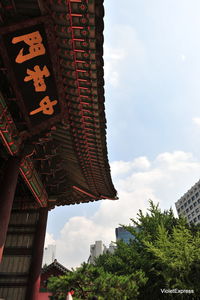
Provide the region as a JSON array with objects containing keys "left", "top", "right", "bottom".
[
  {"left": 104, "top": 46, "right": 124, "bottom": 87},
  {"left": 104, "top": 25, "right": 146, "bottom": 87},
  {"left": 111, "top": 156, "right": 151, "bottom": 178},
  {"left": 192, "top": 117, "right": 200, "bottom": 127},
  {"left": 55, "top": 217, "right": 113, "bottom": 269},
  {"left": 46, "top": 151, "right": 200, "bottom": 269},
  {"left": 44, "top": 232, "right": 56, "bottom": 247},
  {"left": 180, "top": 54, "right": 186, "bottom": 61}
]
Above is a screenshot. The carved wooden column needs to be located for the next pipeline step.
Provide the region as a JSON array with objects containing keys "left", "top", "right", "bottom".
[
  {"left": 25, "top": 208, "right": 48, "bottom": 300},
  {"left": 0, "top": 156, "right": 21, "bottom": 261}
]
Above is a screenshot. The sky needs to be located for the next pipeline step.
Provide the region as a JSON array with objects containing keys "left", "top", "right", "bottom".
[{"left": 45, "top": 0, "right": 200, "bottom": 269}]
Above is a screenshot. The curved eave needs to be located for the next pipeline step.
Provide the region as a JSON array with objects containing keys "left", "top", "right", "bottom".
[
  {"left": 48, "top": 0, "right": 117, "bottom": 203},
  {"left": 0, "top": 0, "right": 117, "bottom": 207}
]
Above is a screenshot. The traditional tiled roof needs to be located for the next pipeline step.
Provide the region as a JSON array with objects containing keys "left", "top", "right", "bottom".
[
  {"left": 0, "top": 0, "right": 117, "bottom": 209},
  {"left": 0, "top": 3, "right": 117, "bottom": 299},
  {"left": 42, "top": 259, "right": 69, "bottom": 274}
]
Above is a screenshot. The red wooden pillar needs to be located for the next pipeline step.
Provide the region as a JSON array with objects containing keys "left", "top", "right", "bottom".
[
  {"left": 26, "top": 208, "right": 48, "bottom": 300},
  {"left": 0, "top": 156, "right": 21, "bottom": 261}
]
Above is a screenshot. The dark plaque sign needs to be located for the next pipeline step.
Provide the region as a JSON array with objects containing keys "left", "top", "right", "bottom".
[{"left": 1, "top": 20, "right": 61, "bottom": 127}]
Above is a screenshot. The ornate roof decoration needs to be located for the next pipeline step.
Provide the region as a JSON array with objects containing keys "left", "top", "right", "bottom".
[
  {"left": 42, "top": 259, "right": 70, "bottom": 274},
  {"left": 0, "top": 0, "right": 117, "bottom": 209}
]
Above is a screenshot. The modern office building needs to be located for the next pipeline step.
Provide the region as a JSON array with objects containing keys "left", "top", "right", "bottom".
[
  {"left": 88, "top": 240, "right": 107, "bottom": 264},
  {"left": 115, "top": 227, "right": 135, "bottom": 244},
  {"left": 88, "top": 240, "right": 116, "bottom": 264},
  {"left": 175, "top": 179, "right": 200, "bottom": 225},
  {"left": 107, "top": 242, "right": 116, "bottom": 254}
]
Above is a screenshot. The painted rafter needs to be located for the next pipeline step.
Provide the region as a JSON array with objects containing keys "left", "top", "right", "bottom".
[
  {"left": 48, "top": 0, "right": 117, "bottom": 199},
  {"left": 0, "top": 92, "right": 48, "bottom": 207},
  {"left": 0, "top": 0, "right": 117, "bottom": 206}
]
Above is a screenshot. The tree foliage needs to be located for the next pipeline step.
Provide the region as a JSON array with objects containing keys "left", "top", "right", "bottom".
[
  {"left": 48, "top": 200, "right": 200, "bottom": 299},
  {"left": 48, "top": 262, "right": 145, "bottom": 300}
]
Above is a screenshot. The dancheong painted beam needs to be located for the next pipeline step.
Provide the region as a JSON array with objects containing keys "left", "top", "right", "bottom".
[{"left": 0, "top": 0, "right": 117, "bottom": 208}]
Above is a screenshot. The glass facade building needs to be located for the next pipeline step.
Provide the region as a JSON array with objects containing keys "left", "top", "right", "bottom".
[{"left": 115, "top": 227, "right": 135, "bottom": 244}]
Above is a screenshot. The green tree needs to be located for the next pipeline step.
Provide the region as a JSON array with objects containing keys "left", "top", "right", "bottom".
[
  {"left": 144, "top": 224, "right": 200, "bottom": 294},
  {"left": 95, "top": 201, "right": 200, "bottom": 299},
  {"left": 48, "top": 201, "right": 200, "bottom": 299},
  {"left": 48, "top": 262, "right": 146, "bottom": 299}
]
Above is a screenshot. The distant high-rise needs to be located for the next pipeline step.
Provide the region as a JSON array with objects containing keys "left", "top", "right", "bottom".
[
  {"left": 88, "top": 241, "right": 106, "bottom": 264},
  {"left": 175, "top": 179, "right": 200, "bottom": 225},
  {"left": 107, "top": 242, "right": 116, "bottom": 254},
  {"left": 42, "top": 244, "right": 56, "bottom": 266},
  {"left": 115, "top": 227, "right": 134, "bottom": 243}
]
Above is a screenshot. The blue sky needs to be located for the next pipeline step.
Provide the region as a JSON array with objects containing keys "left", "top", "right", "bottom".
[
  {"left": 105, "top": 0, "right": 200, "bottom": 160},
  {"left": 45, "top": 0, "right": 200, "bottom": 268}
]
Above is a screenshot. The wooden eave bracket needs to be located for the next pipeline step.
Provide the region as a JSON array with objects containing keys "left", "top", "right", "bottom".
[{"left": 0, "top": 92, "right": 48, "bottom": 207}]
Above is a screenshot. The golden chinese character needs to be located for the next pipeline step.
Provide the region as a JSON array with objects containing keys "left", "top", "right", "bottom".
[
  {"left": 24, "top": 65, "right": 50, "bottom": 92},
  {"left": 12, "top": 31, "right": 45, "bottom": 63},
  {"left": 30, "top": 96, "right": 58, "bottom": 116}
]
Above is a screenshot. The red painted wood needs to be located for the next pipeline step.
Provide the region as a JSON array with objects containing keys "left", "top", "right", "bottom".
[
  {"left": 25, "top": 208, "right": 48, "bottom": 300},
  {"left": 0, "top": 156, "right": 20, "bottom": 261},
  {"left": 38, "top": 292, "right": 52, "bottom": 300}
]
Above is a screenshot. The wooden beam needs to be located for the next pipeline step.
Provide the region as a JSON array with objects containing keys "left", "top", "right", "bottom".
[
  {"left": 0, "top": 282, "right": 27, "bottom": 287},
  {"left": 0, "top": 156, "right": 20, "bottom": 262},
  {"left": 25, "top": 208, "right": 48, "bottom": 300},
  {"left": 3, "top": 247, "right": 32, "bottom": 256}
]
